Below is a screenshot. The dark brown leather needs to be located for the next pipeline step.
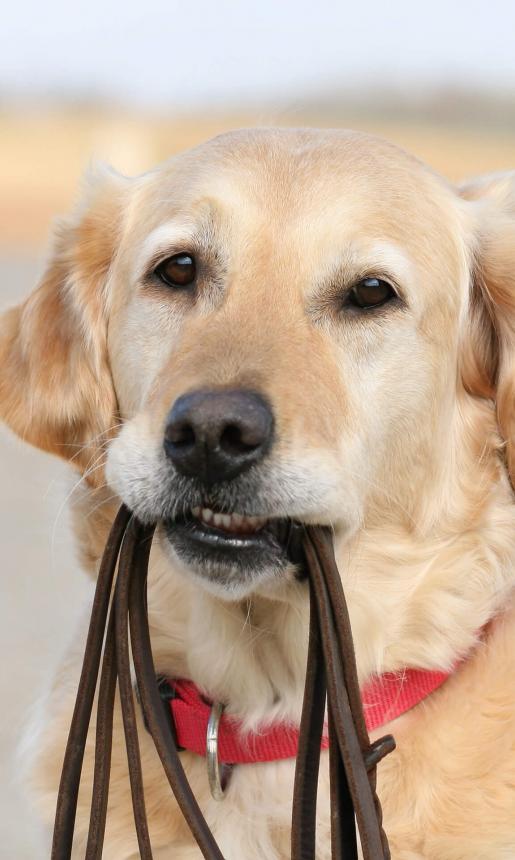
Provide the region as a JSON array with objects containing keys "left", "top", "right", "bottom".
[
  {"left": 300, "top": 528, "right": 394, "bottom": 859},
  {"left": 51, "top": 508, "right": 395, "bottom": 858},
  {"left": 51, "top": 505, "right": 131, "bottom": 859}
]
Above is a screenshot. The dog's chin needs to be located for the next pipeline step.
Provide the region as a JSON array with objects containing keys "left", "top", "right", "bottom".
[{"left": 161, "top": 511, "right": 298, "bottom": 599}]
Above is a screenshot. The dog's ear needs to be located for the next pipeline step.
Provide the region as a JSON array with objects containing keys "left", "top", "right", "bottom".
[
  {"left": 460, "top": 171, "right": 515, "bottom": 483},
  {"left": 0, "top": 166, "right": 129, "bottom": 484}
]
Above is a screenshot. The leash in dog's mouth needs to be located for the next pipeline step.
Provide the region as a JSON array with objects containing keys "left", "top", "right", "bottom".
[{"left": 50, "top": 506, "right": 394, "bottom": 860}]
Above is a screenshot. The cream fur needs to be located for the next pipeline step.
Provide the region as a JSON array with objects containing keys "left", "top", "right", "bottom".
[{"left": 2, "top": 128, "right": 515, "bottom": 858}]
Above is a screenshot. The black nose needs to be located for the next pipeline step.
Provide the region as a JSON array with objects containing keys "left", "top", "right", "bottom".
[{"left": 164, "top": 389, "right": 274, "bottom": 483}]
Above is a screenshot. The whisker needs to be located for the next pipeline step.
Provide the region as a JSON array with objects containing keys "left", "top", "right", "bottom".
[
  {"left": 50, "top": 457, "right": 108, "bottom": 564},
  {"left": 84, "top": 492, "right": 122, "bottom": 521},
  {"left": 59, "top": 422, "right": 124, "bottom": 465},
  {"left": 43, "top": 423, "right": 123, "bottom": 502}
]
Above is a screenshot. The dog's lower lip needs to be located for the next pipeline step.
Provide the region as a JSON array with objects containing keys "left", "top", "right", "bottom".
[
  {"left": 162, "top": 509, "right": 305, "bottom": 574},
  {"left": 161, "top": 512, "right": 285, "bottom": 585}
]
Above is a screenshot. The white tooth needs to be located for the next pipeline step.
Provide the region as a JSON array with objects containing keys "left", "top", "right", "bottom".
[
  {"left": 252, "top": 517, "right": 266, "bottom": 529},
  {"left": 192, "top": 507, "right": 201, "bottom": 518},
  {"left": 240, "top": 520, "right": 252, "bottom": 533},
  {"left": 202, "top": 508, "right": 213, "bottom": 523},
  {"left": 213, "top": 513, "right": 224, "bottom": 528},
  {"left": 232, "top": 513, "right": 244, "bottom": 527},
  {"left": 222, "top": 514, "right": 232, "bottom": 529}
]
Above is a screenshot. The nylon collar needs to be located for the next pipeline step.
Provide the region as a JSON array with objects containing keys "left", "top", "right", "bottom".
[{"left": 165, "top": 668, "right": 450, "bottom": 764}]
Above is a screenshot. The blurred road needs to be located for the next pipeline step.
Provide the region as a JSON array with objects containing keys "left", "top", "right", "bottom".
[{"left": 0, "top": 257, "right": 92, "bottom": 858}]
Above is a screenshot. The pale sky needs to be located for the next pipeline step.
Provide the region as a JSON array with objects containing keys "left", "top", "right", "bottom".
[{"left": 2, "top": 0, "right": 515, "bottom": 108}]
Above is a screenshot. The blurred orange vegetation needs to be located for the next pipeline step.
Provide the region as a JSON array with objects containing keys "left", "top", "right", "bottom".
[{"left": 1, "top": 106, "right": 515, "bottom": 251}]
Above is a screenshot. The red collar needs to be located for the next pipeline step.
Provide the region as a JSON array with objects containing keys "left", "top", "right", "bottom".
[{"left": 166, "top": 668, "right": 450, "bottom": 764}]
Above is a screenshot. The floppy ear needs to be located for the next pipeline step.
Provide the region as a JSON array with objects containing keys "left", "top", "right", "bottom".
[
  {"left": 0, "top": 166, "right": 129, "bottom": 485},
  {"left": 460, "top": 171, "right": 515, "bottom": 484}
]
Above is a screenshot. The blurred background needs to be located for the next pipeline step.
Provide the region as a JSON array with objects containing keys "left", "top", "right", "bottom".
[{"left": 1, "top": 0, "right": 514, "bottom": 855}]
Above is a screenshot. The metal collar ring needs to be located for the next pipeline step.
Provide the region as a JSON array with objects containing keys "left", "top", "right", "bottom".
[{"left": 206, "top": 701, "right": 232, "bottom": 801}]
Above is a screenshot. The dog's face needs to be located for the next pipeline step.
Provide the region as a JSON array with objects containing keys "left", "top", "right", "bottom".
[
  {"left": 2, "top": 129, "right": 515, "bottom": 599},
  {"left": 104, "top": 129, "right": 471, "bottom": 597}
]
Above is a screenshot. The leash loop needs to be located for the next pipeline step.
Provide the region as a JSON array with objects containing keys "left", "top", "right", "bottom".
[{"left": 51, "top": 508, "right": 394, "bottom": 858}]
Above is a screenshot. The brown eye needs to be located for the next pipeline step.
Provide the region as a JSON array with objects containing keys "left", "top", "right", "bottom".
[
  {"left": 155, "top": 253, "right": 196, "bottom": 288},
  {"left": 348, "top": 277, "right": 396, "bottom": 309}
]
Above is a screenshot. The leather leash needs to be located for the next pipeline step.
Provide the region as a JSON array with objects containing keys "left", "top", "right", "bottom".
[{"left": 51, "top": 506, "right": 395, "bottom": 858}]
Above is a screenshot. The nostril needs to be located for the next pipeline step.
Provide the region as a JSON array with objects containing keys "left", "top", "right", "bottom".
[
  {"left": 166, "top": 421, "right": 196, "bottom": 448},
  {"left": 220, "top": 423, "right": 261, "bottom": 456}
]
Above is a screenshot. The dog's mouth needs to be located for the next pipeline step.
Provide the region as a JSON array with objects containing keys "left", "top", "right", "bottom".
[{"left": 162, "top": 505, "right": 304, "bottom": 595}]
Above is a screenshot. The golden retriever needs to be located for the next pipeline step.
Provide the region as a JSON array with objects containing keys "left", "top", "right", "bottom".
[{"left": 1, "top": 128, "right": 515, "bottom": 859}]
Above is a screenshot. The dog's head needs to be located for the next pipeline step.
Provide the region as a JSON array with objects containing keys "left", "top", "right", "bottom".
[{"left": 2, "top": 129, "right": 515, "bottom": 599}]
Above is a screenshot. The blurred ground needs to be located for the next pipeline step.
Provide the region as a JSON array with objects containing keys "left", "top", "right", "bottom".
[{"left": 1, "top": 110, "right": 515, "bottom": 855}]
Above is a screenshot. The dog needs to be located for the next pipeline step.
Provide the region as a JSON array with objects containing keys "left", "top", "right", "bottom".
[{"left": 1, "top": 127, "right": 515, "bottom": 859}]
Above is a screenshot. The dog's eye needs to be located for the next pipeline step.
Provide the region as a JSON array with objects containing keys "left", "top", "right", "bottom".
[
  {"left": 155, "top": 254, "right": 196, "bottom": 288},
  {"left": 348, "top": 277, "right": 396, "bottom": 309}
]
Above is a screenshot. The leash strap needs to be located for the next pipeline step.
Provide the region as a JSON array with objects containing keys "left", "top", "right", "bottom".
[
  {"left": 295, "top": 528, "right": 394, "bottom": 860},
  {"left": 51, "top": 509, "right": 394, "bottom": 858}
]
